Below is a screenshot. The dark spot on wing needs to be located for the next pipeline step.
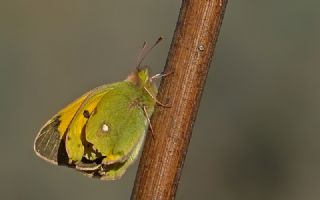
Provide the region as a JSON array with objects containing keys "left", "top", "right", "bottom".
[{"left": 83, "top": 110, "right": 90, "bottom": 118}]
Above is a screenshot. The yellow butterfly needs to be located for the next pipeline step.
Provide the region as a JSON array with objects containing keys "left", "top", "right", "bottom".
[{"left": 34, "top": 38, "right": 169, "bottom": 180}]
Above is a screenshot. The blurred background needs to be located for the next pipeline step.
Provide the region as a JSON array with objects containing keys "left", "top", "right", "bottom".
[{"left": 1, "top": 1, "right": 320, "bottom": 199}]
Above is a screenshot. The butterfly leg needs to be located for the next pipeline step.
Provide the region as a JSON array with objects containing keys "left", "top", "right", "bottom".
[
  {"left": 150, "top": 71, "right": 174, "bottom": 81},
  {"left": 143, "top": 87, "right": 171, "bottom": 108},
  {"left": 143, "top": 106, "right": 155, "bottom": 139},
  {"left": 148, "top": 71, "right": 173, "bottom": 107}
]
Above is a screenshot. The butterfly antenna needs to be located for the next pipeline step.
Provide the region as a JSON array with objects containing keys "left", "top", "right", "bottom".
[
  {"left": 136, "top": 41, "right": 148, "bottom": 70},
  {"left": 136, "top": 36, "right": 163, "bottom": 70}
]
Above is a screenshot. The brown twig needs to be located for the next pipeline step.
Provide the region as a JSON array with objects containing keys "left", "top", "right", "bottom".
[{"left": 131, "top": 0, "right": 228, "bottom": 199}]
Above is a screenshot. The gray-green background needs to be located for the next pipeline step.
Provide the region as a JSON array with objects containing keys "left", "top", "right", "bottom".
[{"left": 1, "top": 1, "right": 320, "bottom": 200}]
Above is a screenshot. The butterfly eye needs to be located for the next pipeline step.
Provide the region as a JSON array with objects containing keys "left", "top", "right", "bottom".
[{"left": 83, "top": 110, "right": 90, "bottom": 118}]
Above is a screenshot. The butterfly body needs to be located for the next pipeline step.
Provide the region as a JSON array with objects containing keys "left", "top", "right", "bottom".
[{"left": 34, "top": 68, "right": 157, "bottom": 180}]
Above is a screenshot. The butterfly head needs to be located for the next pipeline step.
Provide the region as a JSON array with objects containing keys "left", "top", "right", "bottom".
[{"left": 126, "top": 68, "right": 158, "bottom": 101}]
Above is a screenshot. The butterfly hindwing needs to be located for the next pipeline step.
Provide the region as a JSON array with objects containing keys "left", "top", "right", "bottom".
[{"left": 84, "top": 82, "right": 153, "bottom": 179}]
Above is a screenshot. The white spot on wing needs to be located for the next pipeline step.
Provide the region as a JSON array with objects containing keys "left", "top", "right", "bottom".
[{"left": 102, "top": 124, "right": 109, "bottom": 133}]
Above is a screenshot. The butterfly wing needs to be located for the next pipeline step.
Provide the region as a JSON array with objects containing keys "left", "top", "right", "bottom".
[
  {"left": 84, "top": 82, "right": 151, "bottom": 179},
  {"left": 77, "top": 131, "right": 146, "bottom": 180},
  {"left": 64, "top": 85, "right": 115, "bottom": 163},
  {"left": 34, "top": 84, "right": 114, "bottom": 166}
]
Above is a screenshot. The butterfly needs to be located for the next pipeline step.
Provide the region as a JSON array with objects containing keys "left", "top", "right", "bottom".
[{"left": 34, "top": 38, "right": 170, "bottom": 180}]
